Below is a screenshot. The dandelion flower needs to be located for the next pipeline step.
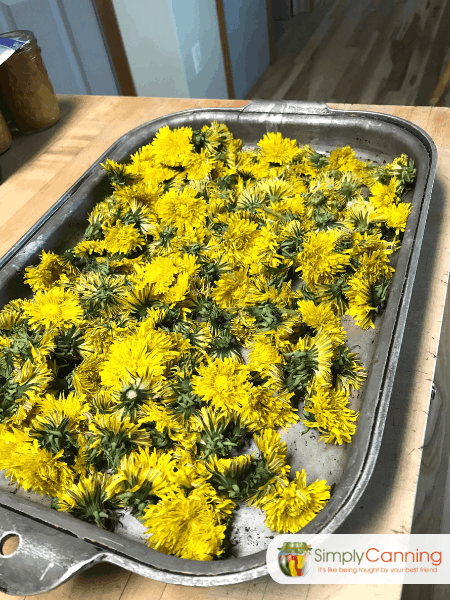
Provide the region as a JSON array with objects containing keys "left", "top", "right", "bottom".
[
  {"left": 380, "top": 201, "right": 412, "bottom": 234},
  {"left": 261, "top": 470, "right": 330, "bottom": 533},
  {"left": 369, "top": 177, "right": 400, "bottom": 210},
  {"left": 257, "top": 132, "right": 300, "bottom": 165},
  {"left": 24, "top": 251, "right": 73, "bottom": 292},
  {"left": 142, "top": 492, "right": 227, "bottom": 560},
  {"left": 302, "top": 384, "right": 359, "bottom": 444},
  {"left": 58, "top": 472, "right": 122, "bottom": 531},
  {"left": 247, "top": 336, "right": 282, "bottom": 377},
  {"left": 296, "top": 229, "right": 351, "bottom": 290},
  {"left": 241, "top": 386, "right": 298, "bottom": 431},
  {"left": 212, "top": 269, "right": 250, "bottom": 309},
  {"left": 5, "top": 441, "right": 74, "bottom": 498},
  {"left": 327, "top": 146, "right": 366, "bottom": 175},
  {"left": 154, "top": 187, "right": 207, "bottom": 233},
  {"left": 103, "top": 222, "right": 145, "bottom": 255},
  {"left": 151, "top": 125, "right": 194, "bottom": 167},
  {"left": 24, "top": 287, "right": 83, "bottom": 332},
  {"left": 192, "top": 357, "right": 252, "bottom": 414},
  {"left": 108, "top": 448, "right": 178, "bottom": 517}
]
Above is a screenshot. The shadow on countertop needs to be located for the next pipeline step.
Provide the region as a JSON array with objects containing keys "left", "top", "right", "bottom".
[{"left": 0, "top": 98, "right": 77, "bottom": 183}]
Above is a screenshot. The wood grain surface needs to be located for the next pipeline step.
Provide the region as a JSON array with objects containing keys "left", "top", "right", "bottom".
[
  {"left": 249, "top": 0, "right": 450, "bottom": 107},
  {"left": 0, "top": 96, "right": 449, "bottom": 600}
]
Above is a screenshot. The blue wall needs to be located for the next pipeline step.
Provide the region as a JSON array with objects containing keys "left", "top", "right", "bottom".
[
  {"left": 112, "top": 0, "right": 189, "bottom": 97},
  {"left": 222, "top": 0, "right": 270, "bottom": 99},
  {"left": 168, "top": 0, "right": 228, "bottom": 99}
]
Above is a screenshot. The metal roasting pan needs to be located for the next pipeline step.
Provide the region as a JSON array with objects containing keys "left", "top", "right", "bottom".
[{"left": 0, "top": 101, "right": 438, "bottom": 594}]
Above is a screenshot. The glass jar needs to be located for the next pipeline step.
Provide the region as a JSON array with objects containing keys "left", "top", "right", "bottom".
[
  {"left": 0, "top": 30, "right": 60, "bottom": 133},
  {"left": 0, "top": 110, "right": 11, "bottom": 154}
]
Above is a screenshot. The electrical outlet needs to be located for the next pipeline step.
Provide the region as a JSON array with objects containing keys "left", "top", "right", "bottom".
[{"left": 191, "top": 42, "right": 202, "bottom": 75}]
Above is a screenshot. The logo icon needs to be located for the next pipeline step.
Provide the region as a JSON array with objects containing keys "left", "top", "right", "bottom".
[{"left": 278, "top": 541, "right": 312, "bottom": 577}]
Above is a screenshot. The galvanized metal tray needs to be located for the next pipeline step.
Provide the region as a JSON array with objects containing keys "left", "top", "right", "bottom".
[{"left": 0, "top": 101, "right": 437, "bottom": 594}]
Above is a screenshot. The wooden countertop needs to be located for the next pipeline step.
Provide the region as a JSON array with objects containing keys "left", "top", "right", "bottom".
[{"left": 0, "top": 96, "right": 449, "bottom": 600}]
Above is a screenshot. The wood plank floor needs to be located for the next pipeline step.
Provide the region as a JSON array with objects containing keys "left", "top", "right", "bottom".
[{"left": 249, "top": 0, "right": 450, "bottom": 106}]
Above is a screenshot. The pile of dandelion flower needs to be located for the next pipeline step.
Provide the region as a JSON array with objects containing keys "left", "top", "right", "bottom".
[{"left": 0, "top": 122, "right": 416, "bottom": 560}]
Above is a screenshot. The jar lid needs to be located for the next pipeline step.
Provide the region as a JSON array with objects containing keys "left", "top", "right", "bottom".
[{"left": 0, "top": 30, "right": 35, "bottom": 53}]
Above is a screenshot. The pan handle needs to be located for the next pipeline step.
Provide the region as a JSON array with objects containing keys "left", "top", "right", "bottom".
[
  {"left": 241, "top": 100, "right": 333, "bottom": 115},
  {"left": 0, "top": 507, "right": 107, "bottom": 595}
]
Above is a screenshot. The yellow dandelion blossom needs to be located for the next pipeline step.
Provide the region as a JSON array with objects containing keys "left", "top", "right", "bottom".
[
  {"left": 11, "top": 355, "right": 52, "bottom": 390},
  {"left": 130, "top": 256, "right": 177, "bottom": 295},
  {"left": 257, "top": 132, "right": 300, "bottom": 165},
  {"left": 230, "top": 312, "right": 256, "bottom": 345},
  {"left": 100, "top": 327, "right": 179, "bottom": 390},
  {"left": 142, "top": 493, "right": 227, "bottom": 560},
  {"left": 138, "top": 400, "right": 184, "bottom": 439},
  {"left": 81, "top": 317, "right": 134, "bottom": 356},
  {"left": 103, "top": 222, "right": 145, "bottom": 255},
  {"left": 73, "top": 239, "right": 106, "bottom": 257},
  {"left": 235, "top": 149, "right": 258, "bottom": 178},
  {"left": 342, "top": 201, "right": 382, "bottom": 233},
  {"left": 345, "top": 274, "right": 377, "bottom": 329},
  {"left": 58, "top": 472, "right": 121, "bottom": 531},
  {"left": 201, "top": 120, "right": 235, "bottom": 154},
  {"left": 72, "top": 355, "right": 103, "bottom": 397},
  {"left": 302, "top": 384, "right": 359, "bottom": 444},
  {"left": 108, "top": 448, "right": 178, "bottom": 513},
  {"left": 168, "top": 449, "right": 209, "bottom": 489},
  {"left": 36, "top": 391, "right": 89, "bottom": 425},
  {"left": 261, "top": 469, "right": 330, "bottom": 533},
  {"left": 327, "top": 145, "right": 366, "bottom": 175},
  {"left": 87, "top": 199, "right": 115, "bottom": 230},
  {"left": 5, "top": 441, "right": 74, "bottom": 497},
  {"left": 259, "top": 178, "right": 296, "bottom": 206},
  {"left": 206, "top": 453, "right": 253, "bottom": 476},
  {"left": 192, "top": 357, "right": 252, "bottom": 414},
  {"left": 192, "top": 482, "right": 237, "bottom": 522},
  {"left": 67, "top": 272, "right": 129, "bottom": 319},
  {"left": 247, "top": 336, "right": 282, "bottom": 377},
  {"left": 177, "top": 226, "right": 208, "bottom": 255},
  {"left": 369, "top": 177, "right": 400, "bottom": 210},
  {"left": 296, "top": 229, "right": 351, "bottom": 290},
  {"left": 0, "top": 299, "right": 25, "bottom": 330},
  {"left": 0, "top": 335, "right": 11, "bottom": 353},
  {"left": 116, "top": 199, "right": 158, "bottom": 236},
  {"left": 274, "top": 193, "right": 306, "bottom": 218},
  {"left": 254, "top": 428, "right": 290, "bottom": 478},
  {"left": 289, "top": 330, "right": 335, "bottom": 385},
  {"left": 184, "top": 148, "right": 215, "bottom": 180},
  {"left": 240, "top": 386, "right": 299, "bottom": 431},
  {"left": 0, "top": 424, "right": 33, "bottom": 470},
  {"left": 164, "top": 271, "right": 190, "bottom": 305},
  {"left": 298, "top": 300, "right": 334, "bottom": 328},
  {"left": 380, "top": 201, "right": 412, "bottom": 234},
  {"left": 86, "top": 413, "right": 152, "bottom": 469},
  {"left": 24, "top": 251, "right": 75, "bottom": 293},
  {"left": 211, "top": 269, "right": 250, "bottom": 309},
  {"left": 100, "top": 158, "right": 141, "bottom": 187},
  {"left": 356, "top": 247, "right": 394, "bottom": 284},
  {"left": 129, "top": 141, "right": 157, "bottom": 167},
  {"left": 222, "top": 216, "right": 260, "bottom": 265},
  {"left": 298, "top": 300, "right": 346, "bottom": 347},
  {"left": 249, "top": 226, "right": 280, "bottom": 272},
  {"left": 112, "top": 178, "right": 163, "bottom": 208},
  {"left": 154, "top": 187, "right": 207, "bottom": 233},
  {"left": 151, "top": 125, "right": 194, "bottom": 167},
  {"left": 24, "top": 287, "right": 83, "bottom": 332}
]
